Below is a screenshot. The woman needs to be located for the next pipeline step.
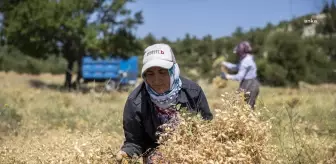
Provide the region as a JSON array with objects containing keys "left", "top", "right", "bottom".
[
  {"left": 220, "top": 41, "right": 260, "bottom": 110},
  {"left": 116, "top": 43, "right": 213, "bottom": 163}
]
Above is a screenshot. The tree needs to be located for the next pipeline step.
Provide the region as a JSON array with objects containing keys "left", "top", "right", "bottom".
[
  {"left": 245, "top": 29, "right": 266, "bottom": 56},
  {"left": 0, "top": 0, "right": 143, "bottom": 89},
  {"left": 143, "top": 33, "right": 156, "bottom": 47},
  {"left": 232, "top": 27, "right": 244, "bottom": 38},
  {"left": 173, "top": 34, "right": 200, "bottom": 80},
  {"left": 213, "top": 38, "right": 225, "bottom": 57},
  {"left": 263, "top": 31, "right": 308, "bottom": 86},
  {"left": 317, "top": 0, "right": 336, "bottom": 62},
  {"left": 223, "top": 37, "right": 240, "bottom": 64},
  {"left": 159, "top": 37, "right": 170, "bottom": 44},
  {"left": 179, "top": 33, "right": 193, "bottom": 54},
  {"left": 322, "top": 1, "right": 330, "bottom": 13},
  {"left": 303, "top": 37, "right": 333, "bottom": 84}
]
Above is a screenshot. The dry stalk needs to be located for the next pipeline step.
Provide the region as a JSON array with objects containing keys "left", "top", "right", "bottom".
[{"left": 152, "top": 92, "right": 277, "bottom": 164}]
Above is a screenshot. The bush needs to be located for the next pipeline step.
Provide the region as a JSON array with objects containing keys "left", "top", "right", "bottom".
[
  {"left": 263, "top": 32, "right": 308, "bottom": 86},
  {"left": 0, "top": 103, "right": 22, "bottom": 135},
  {"left": 263, "top": 63, "right": 288, "bottom": 86},
  {"left": 0, "top": 46, "right": 66, "bottom": 74}
]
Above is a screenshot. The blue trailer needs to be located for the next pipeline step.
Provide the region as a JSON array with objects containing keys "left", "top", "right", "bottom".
[{"left": 81, "top": 55, "right": 139, "bottom": 91}]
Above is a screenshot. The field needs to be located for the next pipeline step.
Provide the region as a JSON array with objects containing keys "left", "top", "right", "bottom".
[{"left": 0, "top": 71, "right": 335, "bottom": 163}]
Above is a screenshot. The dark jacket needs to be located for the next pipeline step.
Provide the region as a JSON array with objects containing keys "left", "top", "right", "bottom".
[{"left": 120, "top": 76, "right": 213, "bottom": 157}]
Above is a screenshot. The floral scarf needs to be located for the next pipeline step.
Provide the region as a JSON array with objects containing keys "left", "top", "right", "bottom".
[
  {"left": 142, "top": 64, "right": 182, "bottom": 164},
  {"left": 144, "top": 64, "right": 182, "bottom": 109}
]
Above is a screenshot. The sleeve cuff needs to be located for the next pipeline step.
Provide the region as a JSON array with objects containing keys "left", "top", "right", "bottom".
[{"left": 121, "top": 143, "right": 144, "bottom": 157}]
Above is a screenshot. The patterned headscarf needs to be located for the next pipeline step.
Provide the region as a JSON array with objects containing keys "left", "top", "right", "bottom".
[
  {"left": 233, "top": 41, "right": 252, "bottom": 59},
  {"left": 143, "top": 63, "right": 182, "bottom": 109}
]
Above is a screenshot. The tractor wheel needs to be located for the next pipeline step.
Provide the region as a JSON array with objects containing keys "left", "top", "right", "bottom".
[{"left": 105, "top": 80, "right": 117, "bottom": 91}]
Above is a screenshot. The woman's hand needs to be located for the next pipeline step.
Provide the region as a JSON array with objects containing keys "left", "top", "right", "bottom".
[
  {"left": 220, "top": 72, "right": 227, "bottom": 80},
  {"left": 145, "top": 151, "right": 165, "bottom": 164},
  {"left": 221, "top": 65, "right": 228, "bottom": 73},
  {"left": 116, "top": 150, "right": 128, "bottom": 163}
]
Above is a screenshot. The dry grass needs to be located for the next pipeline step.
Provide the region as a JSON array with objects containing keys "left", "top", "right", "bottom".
[
  {"left": 1, "top": 130, "right": 123, "bottom": 164},
  {"left": 212, "top": 76, "right": 228, "bottom": 89},
  {"left": 0, "top": 71, "right": 335, "bottom": 163},
  {"left": 153, "top": 93, "right": 276, "bottom": 164},
  {"left": 0, "top": 72, "right": 129, "bottom": 163}
]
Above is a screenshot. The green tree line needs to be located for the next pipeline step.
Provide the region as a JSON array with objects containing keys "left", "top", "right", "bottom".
[
  {"left": 0, "top": 0, "right": 335, "bottom": 88},
  {"left": 140, "top": 1, "right": 336, "bottom": 87}
]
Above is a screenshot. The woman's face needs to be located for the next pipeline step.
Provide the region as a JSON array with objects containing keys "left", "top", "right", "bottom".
[{"left": 144, "top": 66, "right": 170, "bottom": 94}]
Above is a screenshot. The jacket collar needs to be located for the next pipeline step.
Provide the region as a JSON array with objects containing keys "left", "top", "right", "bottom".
[{"left": 133, "top": 77, "right": 191, "bottom": 106}]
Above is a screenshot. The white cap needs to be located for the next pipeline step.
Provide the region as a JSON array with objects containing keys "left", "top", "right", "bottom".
[{"left": 141, "top": 43, "right": 176, "bottom": 75}]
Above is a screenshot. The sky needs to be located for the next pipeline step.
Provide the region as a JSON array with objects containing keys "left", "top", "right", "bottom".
[{"left": 126, "top": 0, "right": 329, "bottom": 41}]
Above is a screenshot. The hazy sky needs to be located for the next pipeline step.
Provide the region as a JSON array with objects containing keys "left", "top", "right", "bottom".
[{"left": 126, "top": 0, "right": 328, "bottom": 41}]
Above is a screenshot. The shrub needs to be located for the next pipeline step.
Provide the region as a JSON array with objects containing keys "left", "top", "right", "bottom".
[
  {"left": 0, "top": 103, "right": 22, "bottom": 135},
  {"left": 0, "top": 46, "right": 66, "bottom": 74}
]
